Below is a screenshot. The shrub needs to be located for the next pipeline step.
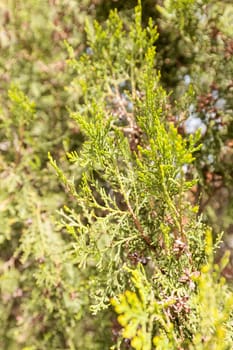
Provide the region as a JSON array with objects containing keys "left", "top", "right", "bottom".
[
  {"left": 1, "top": 1, "right": 233, "bottom": 349},
  {"left": 50, "top": 2, "right": 233, "bottom": 349}
]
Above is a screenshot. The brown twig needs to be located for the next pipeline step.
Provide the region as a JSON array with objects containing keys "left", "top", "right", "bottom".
[{"left": 126, "top": 200, "right": 156, "bottom": 252}]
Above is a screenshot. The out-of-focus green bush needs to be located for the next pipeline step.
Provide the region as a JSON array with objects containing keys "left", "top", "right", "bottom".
[
  {"left": 0, "top": 0, "right": 98, "bottom": 158},
  {"left": 0, "top": 1, "right": 100, "bottom": 349}
]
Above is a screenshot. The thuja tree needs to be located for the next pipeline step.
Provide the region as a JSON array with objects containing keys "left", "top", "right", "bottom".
[
  {"left": 1, "top": 1, "right": 233, "bottom": 349},
  {"left": 49, "top": 2, "right": 233, "bottom": 349}
]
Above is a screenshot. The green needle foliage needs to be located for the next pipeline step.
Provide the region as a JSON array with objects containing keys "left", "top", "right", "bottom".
[
  {"left": 1, "top": 1, "right": 233, "bottom": 349},
  {"left": 49, "top": 2, "right": 233, "bottom": 349}
]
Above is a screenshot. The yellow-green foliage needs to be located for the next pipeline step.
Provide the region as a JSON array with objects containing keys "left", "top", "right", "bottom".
[
  {"left": 190, "top": 230, "right": 233, "bottom": 350},
  {"left": 112, "top": 232, "right": 233, "bottom": 350},
  {"left": 0, "top": 1, "right": 233, "bottom": 349},
  {"left": 111, "top": 265, "right": 176, "bottom": 350},
  {"left": 50, "top": 2, "right": 233, "bottom": 349}
]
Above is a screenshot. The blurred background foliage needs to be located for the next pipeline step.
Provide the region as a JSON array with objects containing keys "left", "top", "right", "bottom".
[{"left": 0, "top": 0, "right": 232, "bottom": 349}]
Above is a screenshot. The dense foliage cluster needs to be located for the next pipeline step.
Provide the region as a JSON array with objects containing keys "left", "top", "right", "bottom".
[{"left": 0, "top": 0, "right": 232, "bottom": 349}]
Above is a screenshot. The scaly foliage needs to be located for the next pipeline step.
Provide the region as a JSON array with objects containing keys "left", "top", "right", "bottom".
[
  {"left": 1, "top": 1, "right": 233, "bottom": 349},
  {"left": 50, "top": 2, "right": 233, "bottom": 349}
]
